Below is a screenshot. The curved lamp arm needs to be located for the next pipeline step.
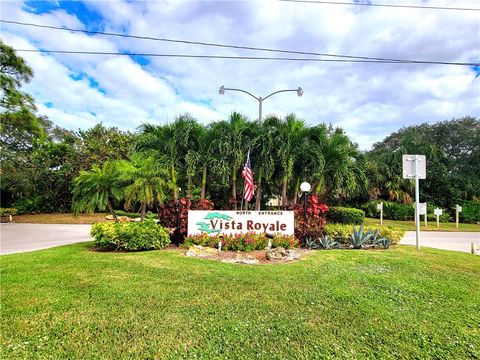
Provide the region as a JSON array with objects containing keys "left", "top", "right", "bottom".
[
  {"left": 219, "top": 86, "right": 259, "bottom": 101},
  {"left": 263, "top": 87, "right": 303, "bottom": 101}
]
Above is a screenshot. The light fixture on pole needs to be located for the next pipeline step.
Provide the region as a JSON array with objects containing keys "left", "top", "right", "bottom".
[
  {"left": 300, "top": 181, "right": 311, "bottom": 223},
  {"left": 218, "top": 85, "right": 303, "bottom": 123}
]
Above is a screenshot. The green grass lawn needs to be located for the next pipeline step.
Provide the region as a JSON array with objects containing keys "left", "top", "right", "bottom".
[
  {"left": 1, "top": 244, "right": 479, "bottom": 359},
  {"left": 364, "top": 217, "right": 480, "bottom": 232}
]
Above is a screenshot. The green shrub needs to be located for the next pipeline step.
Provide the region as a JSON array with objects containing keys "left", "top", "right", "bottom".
[
  {"left": 184, "top": 232, "right": 298, "bottom": 252},
  {"left": 461, "top": 201, "right": 480, "bottom": 224},
  {"left": 114, "top": 210, "right": 156, "bottom": 219},
  {"left": 361, "top": 201, "right": 414, "bottom": 221},
  {"left": 91, "top": 219, "right": 170, "bottom": 251},
  {"left": 327, "top": 207, "right": 365, "bottom": 224},
  {"left": 324, "top": 223, "right": 404, "bottom": 245},
  {"left": 0, "top": 208, "right": 17, "bottom": 216}
]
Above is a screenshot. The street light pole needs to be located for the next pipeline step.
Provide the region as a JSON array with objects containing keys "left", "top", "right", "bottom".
[{"left": 219, "top": 86, "right": 303, "bottom": 123}]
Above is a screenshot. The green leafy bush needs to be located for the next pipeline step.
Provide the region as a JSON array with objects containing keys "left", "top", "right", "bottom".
[
  {"left": 0, "top": 208, "right": 17, "bottom": 216},
  {"left": 461, "top": 201, "right": 480, "bottom": 224},
  {"left": 114, "top": 210, "right": 156, "bottom": 219},
  {"left": 91, "top": 219, "right": 170, "bottom": 251},
  {"left": 324, "top": 224, "right": 404, "bottom": 245},
  {"left": 361, "top": 201, "right": 414, "bottom": 221},
  {"left": 184, "top": 232, "right": 298, "bottom": 252},
  {"left": 327, "top": 207, "right": 365, "bottom": 224}
]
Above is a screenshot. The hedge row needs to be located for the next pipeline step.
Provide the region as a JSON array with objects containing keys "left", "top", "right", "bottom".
[{"left": 327, "top": 207, "right": 365, "bottom": 224}]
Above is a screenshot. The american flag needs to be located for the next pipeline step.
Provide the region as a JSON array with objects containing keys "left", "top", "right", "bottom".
[{"left": 242, "top": 152, "right": 255, "bottom": 202}]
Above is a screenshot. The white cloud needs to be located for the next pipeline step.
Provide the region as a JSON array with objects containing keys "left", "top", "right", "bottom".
[{"left": 1, "top": 0, "right": 479, "bottom": 149}]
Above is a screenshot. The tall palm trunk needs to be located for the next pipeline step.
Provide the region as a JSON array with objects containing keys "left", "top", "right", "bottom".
[
  {"left": 106, "top": 199, "right": 118, "bottom": 223},
  {"left": 281, "top": 176, "right": 288, "bottom": 210},
  {"left": 200, "top": 166, "right": 207, "bottom": 201},
  {"left": 140, "top": 203, "right": 147, "bottom": 220},
  {"left": 171, "top": 163, "right": 177, "bottom": 200},
  {"left": 186, "top": 174, "right": 192, "bottom": 199},
  {"left": 292, "top": 177, "right": 300, "bottom": 205},
  {"left": 254, "top": 167, "right": 263, "bottom": 210},
  {"left": 231, "top": 166, "right": 237, "bottom": 210}
]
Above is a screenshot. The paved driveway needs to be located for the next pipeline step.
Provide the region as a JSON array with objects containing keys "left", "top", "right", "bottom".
[
  {"left": 400, "top": 231, "right": 480, "bottom": 254},
  {"left": 0, "top": 223, "right": 92, "bottom": 255}
]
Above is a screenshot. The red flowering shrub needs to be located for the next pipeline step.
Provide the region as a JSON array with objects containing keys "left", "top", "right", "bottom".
[
  {"left": 291, "top": 195, "right": 328, "bottom": 243},
  {"left": 184, "top": 232, "right": 298, "bottom": 252},
  {"left": 158, "top": 198, "right": 215, "bottom": 241},
  {"left": 190, "top": 199, "right": 214, "bottom": 210}
]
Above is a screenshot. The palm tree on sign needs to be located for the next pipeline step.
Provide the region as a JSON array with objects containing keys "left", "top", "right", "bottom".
[
  {"left": 72, "top": 161, "right": 123, "bottom": 222},
  {"left": 119, "top": 153, "right": 168, "bottom": 220}
]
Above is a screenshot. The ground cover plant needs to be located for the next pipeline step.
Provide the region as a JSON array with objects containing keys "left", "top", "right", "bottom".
[
  {"left": 1, "top": 244, "right": 479, "bottom": 359},
  {"left": 184, "top": 232, "right": 298, "bottom": 251}
]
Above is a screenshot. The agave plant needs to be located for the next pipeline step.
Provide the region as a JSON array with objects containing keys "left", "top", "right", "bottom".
[
  {"left": 351, "top": 225, "right": 372, "bottom": 249},
  {"left": 319, "top": 234, "right": 338, "bottom": 250},
  {"left": 377, "top": 238, "right": 391, "bottom": 249},
  {"left": 370, "top": 229, "right": 389, "bottom": 249},
  {"left": 304, "top": 237, "right": 322, "bottom": 250}
]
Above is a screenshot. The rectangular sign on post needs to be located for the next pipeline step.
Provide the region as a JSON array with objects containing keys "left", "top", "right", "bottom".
[
  {"left": 187, "top": 210, "right": 295, "bottom": 236},
  {"left": 434, "top": 208, "right": 442, "bottom": 227},
  {"left": 402, "top": 155, "right": 426, "bottom": 179},
  {"left": 418, "top": 203, "right": 427, "bottom": 215}
]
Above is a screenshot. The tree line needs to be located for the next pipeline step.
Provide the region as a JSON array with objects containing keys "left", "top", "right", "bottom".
[{"left": 1, "top": 41, "right": 479, "bottom": 216}]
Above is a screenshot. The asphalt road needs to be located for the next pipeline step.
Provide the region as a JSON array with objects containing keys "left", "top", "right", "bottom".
[
  {"left": 400, "top": 231, "right": 480, "bottom": 254},
  {"left": 1, "top": 224, "right": 479, "bottom": 255},
  {"left": 0, "top": 223, "right": 92, "bottom": 255}
]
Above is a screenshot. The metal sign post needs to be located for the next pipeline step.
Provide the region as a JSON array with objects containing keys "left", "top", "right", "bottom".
[
  {"left": 419, "top": 202, "right": 427, "bottom": 228},
  {"left": 434, "top": 208, "right": 442, "bottom": 227},
  {"left": 456, "top": 205, "right": 462, "bottom": 229},
  {"left": 377, "top": 202, "right": 383, "bottom": 225},
  {"left": 403, "top": 155, "right": 426, "bottom": 250}
]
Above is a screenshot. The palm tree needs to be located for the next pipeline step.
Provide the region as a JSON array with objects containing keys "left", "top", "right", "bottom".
[
  {"left": 136, "top": 123, "right": 180, "bottom": 200},
  {"left": 72, "top": 161, "right": 124, "bottom": 222},
  {"left": 136, "top": 114, "right": 202, "bottom": 200},
  {"left": 267, "top": 114, "right": 311, "bottom": 209},
  {"left": 251, "top": 118, "right": 277, "bottom": 210},
  {"left": 210, "top": 113, "right": 250, "bottom": 209},
  {"left": 314, "top": 128, "right": 367, "bottom": 201},
  {"left": 119, "top": 153, "right": 168, "bottom": 220}
]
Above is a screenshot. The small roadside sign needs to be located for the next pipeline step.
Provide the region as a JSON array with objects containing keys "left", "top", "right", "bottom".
[
  {"left": 434, "top": 208, "right": 442, "bottom": 227},
  {"left": 418, "top": 202, "right": 427, "bottom": 215},
  {"left": 376, "top": 203, "right": 383, "bottom": 211},
  {"left": 456, "top": 205, "right": 462, "bottom": 212},
  {"left": 402, "top": 155, "right": 426, "bottom": 179}
]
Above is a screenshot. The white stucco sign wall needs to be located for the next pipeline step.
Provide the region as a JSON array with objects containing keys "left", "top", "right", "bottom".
[{"left": 187, "top": 210, "right": 295, "bottom": 236}]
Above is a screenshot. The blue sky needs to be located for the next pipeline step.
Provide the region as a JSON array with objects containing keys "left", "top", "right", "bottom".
[{"left": 1, "top": 0, "right": 479, "bottom": 149}]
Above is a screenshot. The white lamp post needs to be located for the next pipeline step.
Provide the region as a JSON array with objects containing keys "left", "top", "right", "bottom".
[
  {"left": 219, "top": 86, "right": 303, "bottom": 123},
  {"left": 300, "top": 182, "right": 311, "bottom": 222}
]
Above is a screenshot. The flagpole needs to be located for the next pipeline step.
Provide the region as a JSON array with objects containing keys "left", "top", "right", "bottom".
[{"left": 241, "top": 150, "right": 250, "bottom": 211}]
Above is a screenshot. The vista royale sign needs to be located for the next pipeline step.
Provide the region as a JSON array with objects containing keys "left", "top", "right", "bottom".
[{"left": 187, "top": 210, "right": 294, "bottom": 236}]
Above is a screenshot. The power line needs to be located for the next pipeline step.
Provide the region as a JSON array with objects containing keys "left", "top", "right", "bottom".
[
  {"left": 14, "top": 49, "right": 480, "bottom": 66},
  {"left": 0, "top": 19, "right": 472, "bottom": 65},
  {"left": 277, "top": 0, "right": 480, "bottom": 11}
]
